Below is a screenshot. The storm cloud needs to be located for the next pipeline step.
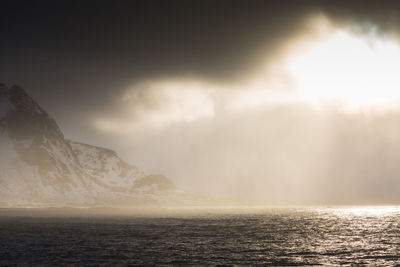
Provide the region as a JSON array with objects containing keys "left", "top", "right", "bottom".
[
  {"left": 2, "top": 1, "right": 400, "bottom": 125},
  {"left": 3, "top": 0, "right": 400, "bottom": 203}
]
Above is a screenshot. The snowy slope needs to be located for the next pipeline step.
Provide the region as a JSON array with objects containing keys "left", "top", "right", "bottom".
[
  {"left": 0, "top": 83, "right": 177, "bottom": 206},
  {"left": 69, "top": 141, "right": 175, "bottom": 195}
]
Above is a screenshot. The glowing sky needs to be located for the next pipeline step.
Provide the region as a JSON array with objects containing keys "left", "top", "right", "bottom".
[
  {"left": 3, "top": 0, "right": 400, "bottom": 203},
  {"left": 288, "top": 27, "right": 400, "bottom": 109},
  {"left": 94, "top": 16, "right": 400, "bottom": 133}
]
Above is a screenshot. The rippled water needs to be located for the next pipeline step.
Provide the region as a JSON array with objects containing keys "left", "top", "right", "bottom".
[{"left": 1, "top": 207, "right": 400, "bottom": 265}]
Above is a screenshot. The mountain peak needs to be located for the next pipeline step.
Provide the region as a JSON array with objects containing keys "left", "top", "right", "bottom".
[
  {"left": 9, "top": 84, "right": 28, "bottom": 96},
  {"left": 0, "top": 84, "right": 62, "bottom": 142},
  {"left": 7, "top": 85, "right": 46, "bottom": 115},
  {"left": 0, "top": 83, "right": 178, "bottom": 206}
]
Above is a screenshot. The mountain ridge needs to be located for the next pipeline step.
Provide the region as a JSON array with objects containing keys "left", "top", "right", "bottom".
[{"left": 0, "top": 83, "right": 179, "bottom": 207}]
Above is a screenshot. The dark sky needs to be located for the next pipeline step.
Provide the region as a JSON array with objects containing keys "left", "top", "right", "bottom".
[
  {"left": 1, "top": 1, "right": 311, "bottom": 99},
  {"left": 2, "top": 0, "right": 302, "bottom": 134},
  {"left": 2, "top": 0, "right": 400, "bottom": 132},
  {"left": 3, "top": 0, "right": 400, "bottom": 202}
]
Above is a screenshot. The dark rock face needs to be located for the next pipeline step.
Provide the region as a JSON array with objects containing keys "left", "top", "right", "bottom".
[
  {"left": 0, "top": 84, "right": 176, "bottom": 205},
  {"left": 6, "top": 85, "right": 64, "bottom": 142},
  {"left": 1, "top": 85, "right": 84, "bottom": 197}
]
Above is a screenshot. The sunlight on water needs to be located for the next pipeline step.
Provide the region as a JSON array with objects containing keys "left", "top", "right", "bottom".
[
  {"left": 323, "top": 206, "right": 400, "bottom": 217},
  {"left": 1, "top": 207, "right": 400, "bottom": 265}
]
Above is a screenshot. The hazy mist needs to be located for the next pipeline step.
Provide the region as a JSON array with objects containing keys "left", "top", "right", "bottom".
[{"left": 3, "top": 0, "right": 400, "bottom": 204}]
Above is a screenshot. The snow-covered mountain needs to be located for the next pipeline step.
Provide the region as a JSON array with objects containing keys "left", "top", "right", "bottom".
[{"left": 0, "top": 83, "right": 178, "bottom": 206}]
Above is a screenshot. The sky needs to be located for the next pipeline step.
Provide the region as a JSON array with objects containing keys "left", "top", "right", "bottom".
[{"left": 3, "top": 0, "right": 400, "bottom": 204}]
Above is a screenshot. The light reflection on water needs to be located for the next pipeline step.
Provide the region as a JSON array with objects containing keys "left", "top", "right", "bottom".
[
  {"left": 0, "top": 206, "right": 400, "bottom": 265},
  {"left": 324, "top": 206, "right": 400, "bottom": 217}
]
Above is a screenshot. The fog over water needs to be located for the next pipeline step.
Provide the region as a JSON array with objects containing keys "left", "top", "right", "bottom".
[
  {"left": 3, "top": 1, "right": 400, "bottom": 204},
  {"left": 82, "top": 13, "right": 400, "bottom": 204},
  {"left": 100, "top": 17, "right": 400, "bottom": 204},
  {"left": 111, "top": 104, "right": 400, "bottom": 204},
  {"left": 4, "top": 2, "right": 400, "bottom": 265}
]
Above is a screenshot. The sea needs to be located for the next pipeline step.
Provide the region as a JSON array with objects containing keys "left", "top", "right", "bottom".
[{"left": 1, "top": 206, "right": 400, "bottom": 266}]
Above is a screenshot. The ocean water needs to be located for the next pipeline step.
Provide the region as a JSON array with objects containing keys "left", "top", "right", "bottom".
[{"left": 1, "top": 207, "right": 400, "bottom": 266}]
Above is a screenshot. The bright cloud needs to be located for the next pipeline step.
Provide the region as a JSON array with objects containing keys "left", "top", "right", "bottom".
[{"left": 94, "top": 15, "right": 400, "bottom": 133}]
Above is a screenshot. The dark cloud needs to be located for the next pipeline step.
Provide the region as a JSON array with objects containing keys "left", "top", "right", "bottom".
[
  {"left": 1, "top": 0, "right": 309, "bottom": 80},
  {"left": 2, "top": 1, "right": 400, "bottom": 123},
  {"left": 3, "top": 1, "right": 400, "bottom": 202}
]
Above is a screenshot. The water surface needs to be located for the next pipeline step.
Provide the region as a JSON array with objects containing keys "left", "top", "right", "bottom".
[{"left": 1, "top": 206, "right": 399, "bottom": 265}]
